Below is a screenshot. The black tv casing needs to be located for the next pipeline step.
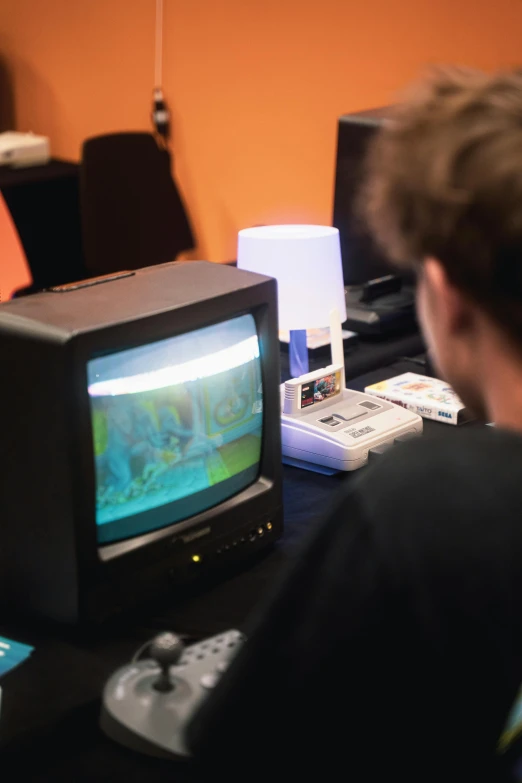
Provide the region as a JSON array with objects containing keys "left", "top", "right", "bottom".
[
  {"left": 333, "top": 107, "right": 395, "bottom": 287},
  {"left": 0, "top": 261, "right": 283, "bottom": 625}
]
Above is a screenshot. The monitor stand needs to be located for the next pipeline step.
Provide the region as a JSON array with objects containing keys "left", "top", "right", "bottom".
[{"left": 343, "top": 281, "right": 416, "bottom": 336}]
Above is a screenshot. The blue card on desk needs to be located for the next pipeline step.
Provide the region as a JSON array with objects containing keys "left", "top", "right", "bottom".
[{"left": 0, "top": 635, "right": 34, "bottom": 677}]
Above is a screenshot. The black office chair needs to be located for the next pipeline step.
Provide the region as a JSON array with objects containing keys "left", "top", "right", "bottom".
[{"left": 79, "top": 132, "right": 195, "bottom": 276}]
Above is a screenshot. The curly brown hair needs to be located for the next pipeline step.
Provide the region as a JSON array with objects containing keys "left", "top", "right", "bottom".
[{"left": 361, "top": 65, "right": 522, "bottom": 341}]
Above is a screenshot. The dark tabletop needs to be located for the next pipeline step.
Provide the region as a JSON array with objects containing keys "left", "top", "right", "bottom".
[
  {"left": 0, "top": 157, "right": 87, "bottom": 292},
  {"left": 0, "top": 158, "right": 79, "bottom": 188},
  {"left": 1, "top": 345, "right": 457, "bottom": 781}
]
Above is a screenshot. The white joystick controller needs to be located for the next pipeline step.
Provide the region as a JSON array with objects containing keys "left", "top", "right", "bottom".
[
  {"left": 149, "top": 632, "right": 184, "bottom": 693},
  {"left": 100, "top": 628, "right": 245, "bottom": 758}
]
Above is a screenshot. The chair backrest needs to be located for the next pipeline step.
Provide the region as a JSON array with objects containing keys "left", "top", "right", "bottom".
[
  {"left": 79, "top": 132, "right": 194, "bottom": 276},
  {"left": 0, "top": 190, "right": 32, "bottom": 302}
]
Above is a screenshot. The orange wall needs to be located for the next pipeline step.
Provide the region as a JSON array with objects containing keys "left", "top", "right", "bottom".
[{"left": 1, "top": 0, "right": 522, "bottom": 262}]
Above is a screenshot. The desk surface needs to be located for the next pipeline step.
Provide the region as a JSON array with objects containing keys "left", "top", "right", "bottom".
[
  {"left": 0, "top": 158, "right": 78, "bottom": 189},
  {"left": 0, "top": 157, "right": 86, "bottom": 291},
  {"left": 0, "top": 356, "right": 460, "bottom": 781}
]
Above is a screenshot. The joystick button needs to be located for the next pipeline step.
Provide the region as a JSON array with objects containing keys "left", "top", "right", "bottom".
[{"left": 200, "top": 672, "right": 220, "bottom": 689}]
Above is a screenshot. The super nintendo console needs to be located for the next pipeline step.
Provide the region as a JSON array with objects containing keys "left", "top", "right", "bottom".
[
  {"left": 281, "top": 363, "right": 423, "bottom": 471},
  {"left": 279, "top": 307, "right": 423, "bottom": 472}
]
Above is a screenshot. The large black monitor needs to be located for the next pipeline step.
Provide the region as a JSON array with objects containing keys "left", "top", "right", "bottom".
[
  {"left": 333, "top": 108, "right": 417, "bottom": 334},
  {"left": 333, "top": 107, "right": 395, "bottom": 286},
  {"left": 0, "top": 262, "right": 283, "bottom": 624}
]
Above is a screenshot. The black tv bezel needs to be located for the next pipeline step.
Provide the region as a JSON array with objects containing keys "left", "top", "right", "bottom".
[
  {"left": 67, "top": 283, "right": 282, "bottom": 588},
  {"left": 333, "top": 110, "right": 398, "bottom": 288}
]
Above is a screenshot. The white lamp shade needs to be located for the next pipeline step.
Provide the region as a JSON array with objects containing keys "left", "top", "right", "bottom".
[{"left": 237, "top": 225, "right": 346, "bottom": 331}]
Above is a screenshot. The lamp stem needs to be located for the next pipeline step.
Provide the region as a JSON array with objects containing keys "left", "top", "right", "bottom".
[
  {"left": 329, "top": 307, "right": 345, "bottom": 390},
  {"left": 289, "top": 330, "right": 309, "bottom": 378}
]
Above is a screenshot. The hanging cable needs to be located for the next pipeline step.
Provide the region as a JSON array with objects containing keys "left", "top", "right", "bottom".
[
  {"left": 152, "top": 0, "right": 170, "bottom": 145},
  {"left": 154, "top": 0, "right": 163, "bottom": 88}
]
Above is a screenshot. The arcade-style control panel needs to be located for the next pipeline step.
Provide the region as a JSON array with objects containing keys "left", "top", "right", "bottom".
[{"left": 100, "top": 630, "right": 244, "bottom": 759}]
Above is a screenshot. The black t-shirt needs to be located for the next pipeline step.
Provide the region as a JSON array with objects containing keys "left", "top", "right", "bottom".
[{"left": 187, "top": 426, "right": 522, "bottom": 782}]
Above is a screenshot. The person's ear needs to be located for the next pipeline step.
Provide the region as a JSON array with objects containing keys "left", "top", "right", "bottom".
[{"left": 423, "top": 257, "right": 471, "bottom": 336}]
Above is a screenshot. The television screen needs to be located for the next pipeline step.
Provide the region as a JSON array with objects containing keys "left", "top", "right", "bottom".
[{"left": 87, "top": 314, "right": 263, "bottom": 544}]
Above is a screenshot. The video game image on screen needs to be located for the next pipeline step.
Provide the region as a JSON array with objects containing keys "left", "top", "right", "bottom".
[{"left": 87, "top": 314, "right": 263, "bottom": 544}]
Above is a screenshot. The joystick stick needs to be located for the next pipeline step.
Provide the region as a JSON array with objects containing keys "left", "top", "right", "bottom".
[
  {"left": 149, "top": 633, "right": 184, "bottom": 692},
  {"left": 100, "top": 628, "right": 245, "bottom": 759}
]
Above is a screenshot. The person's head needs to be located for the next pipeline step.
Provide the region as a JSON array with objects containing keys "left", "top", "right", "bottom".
[{"left": 361, "top": 66, "right": 522, "bottom": 419}]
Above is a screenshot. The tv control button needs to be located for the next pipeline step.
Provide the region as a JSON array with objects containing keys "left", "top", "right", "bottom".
[
  {"left": 216, "top": 661, "right": 228, "bottom": 673},
  {"left": 200, "top": 672, "right": 220, "bottom": 689}
]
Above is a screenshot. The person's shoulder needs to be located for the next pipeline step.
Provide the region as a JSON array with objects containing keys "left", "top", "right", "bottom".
[
  {"left": 354, "top": 425, "right": 522, "bottom": 535},
  {"left": 368, "top": 424, "right": 522, "bottom": 485}
]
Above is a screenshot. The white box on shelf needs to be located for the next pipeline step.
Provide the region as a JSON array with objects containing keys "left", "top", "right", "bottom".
[{"left": 0, "top": 131, "right": 50, "bottom": 168}]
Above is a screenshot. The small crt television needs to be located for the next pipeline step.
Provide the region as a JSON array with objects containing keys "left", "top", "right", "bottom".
[{"left": 0, "top": 262, "right": 283, "bottom": 624}]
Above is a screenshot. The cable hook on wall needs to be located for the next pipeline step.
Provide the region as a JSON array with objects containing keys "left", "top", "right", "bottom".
[{"left": 152, "top": 0, "right": 170, "bottom": 145}]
